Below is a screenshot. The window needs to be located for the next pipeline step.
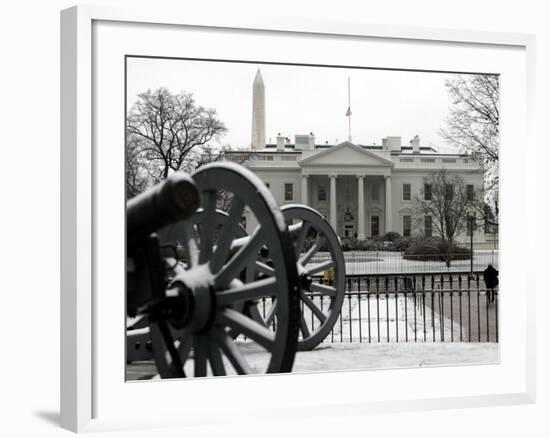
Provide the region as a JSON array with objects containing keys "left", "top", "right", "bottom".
[
  {"left": 424, "top": 215, "right": 432, "bottom": 237},
  {"left": 284, "top": 183, "right": 293, "bottom": 201},
  {"left": 256, "top": 155, "right": 274, "bottom": 161},
  {"left": 318, "top": 185, "right": 327, "bottom": 201},
  {"left": 445, "top": 184, "right": 453, "bottom": 200},
  {"left": 402, "top": 183, "right": 411, "bottom": 201},
  {"left": 403, "top": 215, "right": 411, "bottom": 237},
  {"left": 424, "top": 184, "right": 432, "bottom": 201},
  {"left": 371, "top": 215, "right": 380, "bottom": 237},
  {"left": 467, "top": 184, "right": 474, "bottom": 201}
]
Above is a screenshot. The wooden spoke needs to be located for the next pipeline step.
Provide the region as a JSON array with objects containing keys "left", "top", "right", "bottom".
[
  {"left": 207, "top": 341, "right": 226, "bottom": 376},
  {"left": 212, "top": 328, "right": 252, "bottom": 375},
  {"left": 306, "top": 260, "right": 335, "bottom": 275},
  {"left": 217, "top": 308, "right": 275, "bottom": 351},
  {"left": 193, "top": 335, "right": 208, "bottom": 377},
  {"left": 156, "top": 320, "right": 186, "bottom": 378},
  {"left": 181, "top": 221, "right": 199, "bottom": 268},
  {"left": 300, "top": 291, "right": 327, "bottom": 324},
  {"left": 299, "top": 314, "right": 311, "bottom": 339},
  {"left": 210, "top": 198, "right": 245, "bottom": 273},
  {"left": 310, "top": 282, "right": 337, "bottom": 297},
  {"left": 294, "top": 221, "right": 310, "bottom": 257},
  {"left": 265, "top": 299, "right": 278, "bottom": 326},
  {"left": 299, "top": 236, "right": 325, "bottom": 266},
  {"left": 214, "top": 227, "right": 264, "bottom": 288},
  {"left": 248, "top": 304, "right": 268, "bottom": 328},
  {"left": 198, "top": 191, "right": 217, "bottom": 264},
  {"left": 254, "top": 260, "right": 275, "bottom": 277},
  {"left": 216, "top": 277, "right": 277, "bottom": 306}
]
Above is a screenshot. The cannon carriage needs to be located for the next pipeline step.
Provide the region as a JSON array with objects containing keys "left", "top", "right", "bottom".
[{"left": 127, "top": 162, "right": 345, "bottom": 378}]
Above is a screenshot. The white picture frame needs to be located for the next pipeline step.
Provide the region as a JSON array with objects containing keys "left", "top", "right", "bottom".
[{"left": 60, "top": 5, "right": 536, "bottom": 433}]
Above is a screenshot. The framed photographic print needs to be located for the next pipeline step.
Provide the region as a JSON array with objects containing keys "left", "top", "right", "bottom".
[{"left": 61, "top": 5, "right": 536, "bottom": 432}]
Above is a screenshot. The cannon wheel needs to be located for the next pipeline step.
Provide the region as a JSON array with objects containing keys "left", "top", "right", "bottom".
[
  {"left": 247, "top": 204, "right": 346, "bottom": 351},
  {"left": 281, "top": 205, "right": 346, "bottom": 350},
  {"left": 127, "top": 210, "right": 248, "bottom": 366},
  {"left": 149, "top": 163, "right": 300, "bottom": 378}
]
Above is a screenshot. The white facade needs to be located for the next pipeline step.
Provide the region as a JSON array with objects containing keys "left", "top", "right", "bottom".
[{"left": 227, "top": 137, "right": 490, "bottom": 247}]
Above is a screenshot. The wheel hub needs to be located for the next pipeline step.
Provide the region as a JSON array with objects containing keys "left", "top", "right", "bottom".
[{"left": 168, "top": 263, "right": 216, "bottom": 333}]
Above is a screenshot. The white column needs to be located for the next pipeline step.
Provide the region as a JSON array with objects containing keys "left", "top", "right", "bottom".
[
  {"left": 357, "top": 175, "right": 365, "bottom": 240},
  {"left": 329, "top": 174, "right": 337, "bottom": 232},
  {"left": 385, "top": 175, "right": 392, "bottom": 233},
  {"left": 301, "top": 174, "right": 309, "bottom": 205}
]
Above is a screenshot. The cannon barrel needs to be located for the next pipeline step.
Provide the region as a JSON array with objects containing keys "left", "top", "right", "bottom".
[{"left": 127, "top": 173, "right": 200, "bottom": 248}]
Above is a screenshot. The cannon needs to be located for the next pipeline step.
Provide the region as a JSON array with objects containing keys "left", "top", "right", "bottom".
[
  {"left": 127, "top": 162, "right": 301, "bottom": 378},
  {"left": 191, "top": 204, "right": 346, "bottom": 350}
]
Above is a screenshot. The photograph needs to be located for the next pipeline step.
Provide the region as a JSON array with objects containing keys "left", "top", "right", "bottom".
[{"left": 125, "top": 57, "right": 500, "bottom": 380}]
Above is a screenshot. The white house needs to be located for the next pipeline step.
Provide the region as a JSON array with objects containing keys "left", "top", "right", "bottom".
[{"left": 224, "top": 69, "right": 494, "bottom": 248}]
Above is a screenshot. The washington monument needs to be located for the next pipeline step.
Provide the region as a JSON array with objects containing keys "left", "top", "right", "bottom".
[{"left": 251, "top": 69, "right": 266, "bottom": 149}]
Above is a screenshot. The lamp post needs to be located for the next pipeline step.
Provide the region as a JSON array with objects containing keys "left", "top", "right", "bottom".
[{"left": 469, "top": 214, "right": 475, "bottom": 279}]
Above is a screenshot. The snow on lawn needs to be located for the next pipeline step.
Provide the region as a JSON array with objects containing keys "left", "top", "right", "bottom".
[
  {"left": 291, "top": 342, "right": 498, "bottom": 373},
  {"left": 126, "top": 342, "right": 498, "bottom": 380},
  {"left": 310, "top": 250, "right": 499, "bottom": 275},
  {"left": 230, "top": 340, "right": 498, "bottom": 374}
]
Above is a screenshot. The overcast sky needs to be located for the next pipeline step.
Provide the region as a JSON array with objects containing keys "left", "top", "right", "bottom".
[{"left": 127, "top": 57, "right": 469, "bottom": 152}]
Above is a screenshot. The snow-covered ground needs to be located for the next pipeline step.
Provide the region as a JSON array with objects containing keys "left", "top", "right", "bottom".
[
  {"left": 291, "top": 342, "right": 498, "bottom": 372},
  {"left": 311, "top": 249, "right": 499, "bottom": 275},
  {"left": 127, "top": 289, "right": 497, "bottom": 380},
  {"left": 127, "top": 342, "right": 498, "bottom": 380},
  {"left": 325, "top": 293, "right": 464, "bottom": 343}
]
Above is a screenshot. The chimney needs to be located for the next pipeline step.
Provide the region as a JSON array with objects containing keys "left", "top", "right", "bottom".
[
  {"left": 410, "top": 135, "right": 420, "bottom": 153},
  {"left": 294, "top": 134, "right": 314, "bottom": 150},
  {"left": 383, "top": 136, "right": 402, "bottom": 151},
  {"left": 308, "top": 132, "right": 315, "bottom": 150},
  {"left": 276, "top": 134, "right": 285, "bottom": 151}
]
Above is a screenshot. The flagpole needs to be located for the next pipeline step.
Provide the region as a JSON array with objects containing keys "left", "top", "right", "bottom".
[{"left": 348, "top": 77, "right": 352, "bottom": 142}]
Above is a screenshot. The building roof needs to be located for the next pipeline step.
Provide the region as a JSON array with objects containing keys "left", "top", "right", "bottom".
[{"left": 255, "top": 143, "right": 461, "bottom": 156}]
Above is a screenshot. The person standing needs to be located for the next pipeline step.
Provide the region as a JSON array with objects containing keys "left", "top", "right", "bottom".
[{"left": 483, "top": 264, "right": 499, "bottom": 303}]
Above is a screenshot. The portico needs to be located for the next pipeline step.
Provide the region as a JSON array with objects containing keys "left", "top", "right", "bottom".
[
  {"left": 298, "top": 142, "right": 394, "bottom": 238},
  {"left": 301, "top": 173, "right": 390, "bottom": 238}
]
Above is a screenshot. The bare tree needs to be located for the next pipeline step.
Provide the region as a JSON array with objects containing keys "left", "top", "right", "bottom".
[
  {"left": 126, "top": 136, "right": 149, "bottom": 198},
  {"left": 126, "top": 88, "right": 227, "bottom": 188},
  {"left": 189, "top": 145, "right": 254, "bottom": 211},
  {"left": 439, "top": 74, "right": 499, "bottom": 224},
  {"left": 413, "top": 169, "right": 479, "bottom": 267}
]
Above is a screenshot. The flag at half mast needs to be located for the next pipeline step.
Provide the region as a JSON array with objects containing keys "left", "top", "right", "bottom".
[{"left": 346, "top": 77, "right": 352, "bottom": 141}]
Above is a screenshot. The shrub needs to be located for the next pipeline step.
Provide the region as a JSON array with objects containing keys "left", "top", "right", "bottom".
[
  {"left": 340, "top": 237, "right": 357, "bottom": 251},
  {"left": 393, "top": 237, "right": 411, "bottom": 252},
  {"left": 381, "top": 231, "right": 402, "bottom": 242},
  {"left": 403, "top": 238, "right": 470, "bottom": 261},
  {"left": 358, "top": 239, "right": 379, "bottom": 251}
]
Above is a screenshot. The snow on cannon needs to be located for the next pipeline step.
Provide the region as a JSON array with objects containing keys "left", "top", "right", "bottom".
[{"left": 126, "top": 162, "right": 301, "bottom": 378}]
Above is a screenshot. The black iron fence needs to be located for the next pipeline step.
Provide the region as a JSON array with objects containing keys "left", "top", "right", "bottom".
[{"left": 311, "top": 272, "right": 498, "bottom": 344}]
